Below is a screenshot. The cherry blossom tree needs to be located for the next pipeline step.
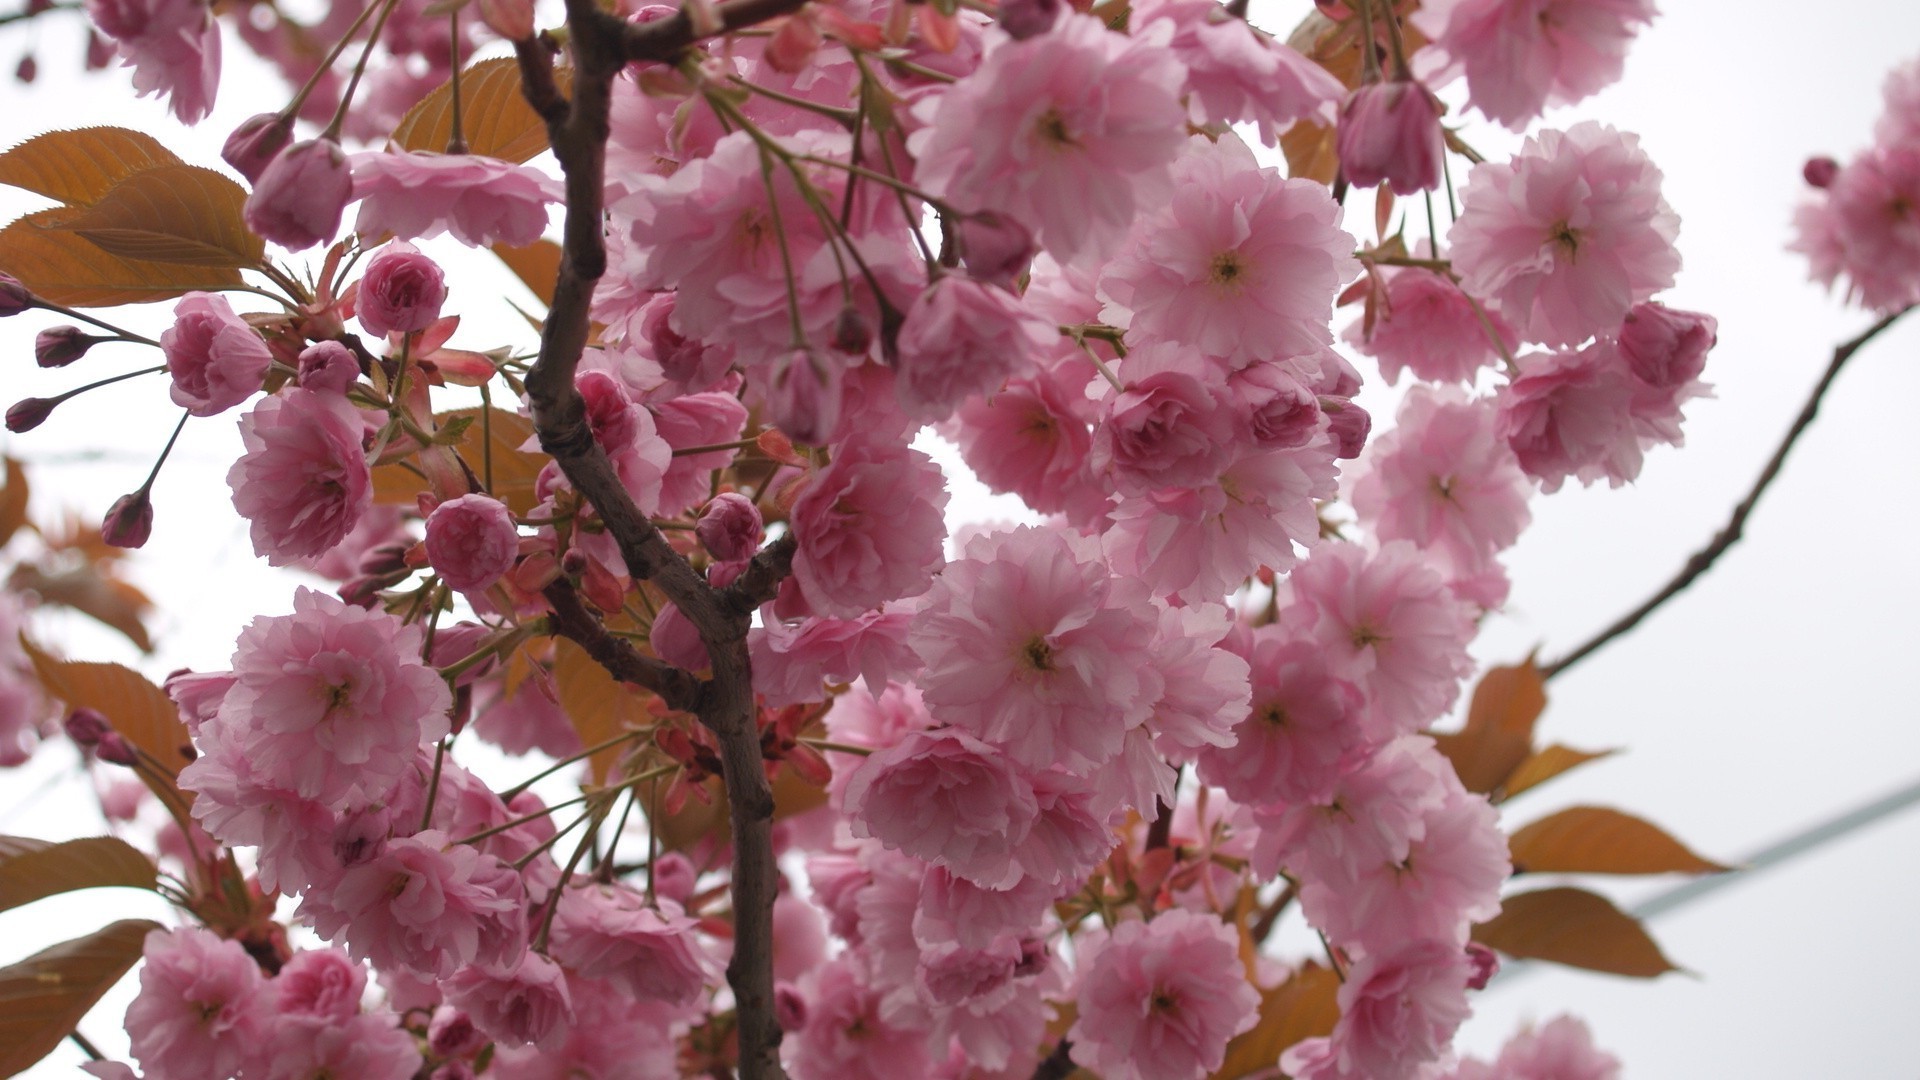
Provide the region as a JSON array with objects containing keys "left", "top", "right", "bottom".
[{"left": 0, "top": 0, "right": 1913, "bottom": 1078}]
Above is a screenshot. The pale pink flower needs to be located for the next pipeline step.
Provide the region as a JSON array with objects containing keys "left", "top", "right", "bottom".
[
  {"left": 271, "top": 947, "right": 366, "bottom": 1021},
  {"left": 162, "top": 292, "right": 272, "bottom": 416},
  {"left": 207, "top": 586, "right": 450, "bottom": 809},
  {"left": 1353, "top": 388, "right": 1532, "bottom": 582},
  {"left": 915, "top": 936, "right": 1023, "bottom": 1008},
  {"left": 356, "top": 241, "right": 447, "bottom": 338},
  {"left": 1196, "top": 633, "right": 1368, "bottom": 806},
  {"left": 912, "top": 526, "right": 1162, "bottom": 774},
  {"left": 750, "top": 608, "right": 917, "bottom": 708},
  {"left": 784, "top": 955, "right": 933, "bottom": 1080},
  {"left": 245, "top": 138, "right": 353, "bottom": 251},
  {"left": 1016, "top": 767, "right": 1117, "bottom": 885},
  {"left": 86, "top": 0, "right": 220, "bottom": 123},
  {"left": 843, "top": 727, "right": 1039, "bottom": 888},
  {"left": 573, "top": 369, "right": 670, "bottom": 513},
  {"left": 1450, "top": 122, "right": 1680, "bottom": 348},
  {"left": 894, "top": 276, "right": 1058, "bottom": 421},
  {"left": 255, "top": 1012, "right": 422, "bottom": 1080},
  {"left": 352, "top": 150, "right": 562, "bottom": 247},
  {"left": 1338, "top": 80, "right": 1446, "bottom": 192},
  {"left": 1144, "top": 602, "right": 1253, "bottom": 761},
  {"left": 1343, "top": 267, "right": 1519, "bottom": 385},
  {"left": 1283, "top": 542, "right": 1477, "bottom": 735},
  {"left": 653, "top": 390, "right": 750, "bottom": 517},
  {"left": 1100, "top": 135, "right": 1359, "bottom": 366},
  {"left": 549, "top": 886, "right": 720, "bottom": 1007},
  {"left": 1616, "top": 301, "right": 1716, "bottom": 389},
  {"left": 790, "top": 438, "right": 948, "bottom": 617},
  {"left": 1413, "top": 0, "right": 1657, "bottom": 131},
  {"left": 179, "top": 735, "right": 341, "bottom": 893},
  {"left": 1069, "top": 909, "right": 1259, "bottom": 1080},
  {"left": 1495, "top": 342, "right": 1642, "bottom": 491},
  {"left": 1091, "top": 342, "right": 1241, "bottom": 496},
  {"left": 911, "top": 13, "right": 1189, "bottom": 266},
  {"left": 303, "top": 830, "right": 527, "bottom": 979},
  {"left": 486, "top": 975, "right": 686, "bottom": 1078},
  {"left": 1137, "top": 0, "right": 1344, "bottom": 145},
  {"left": 1794, "top": 145, "right": 1920, "bottom": 313},
  {"left": 1879, "top": 57, "right": 1920, "bottom": 149},
  {"left": 942, "top": 365, "right": 1104, "bottom": 522},
  {"left": 1232, "top": 358, "right": 1324, "bottom": 448},
  {"left": 125, "top": 926, "right": 266, "bottom": 1080},
  {"left": 1287, "top": 939, "right": 1474, "bottom": 1080},
  {"left": 228, "top": 388, "right": 373, "bottom": 566},
  {"left": 915, "top": 865, "right": 1060, "bottom": 952},
  {"left": 443, "top": 952, "right": 575, "bottom": 1049},
  {"left": 425, "top": 493, "right": 518, "bottom": 594},
  {"left": 1450, "top": 1015, "right": 1621, "bottom": 1080}
]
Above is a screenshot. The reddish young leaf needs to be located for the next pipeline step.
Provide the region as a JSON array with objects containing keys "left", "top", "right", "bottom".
[
  {"left": 1472, "top": 887, "right": 1679, "bottom": 978},
  {"left": 1430, "top": 661, "right": 1548, "bottom": 796},
  {"left": 0, "top": 919, "right": 160, "bottom": 1077},
  {"left": 0, "top": 126, "right": 182, "bottom": 207},
  {"left": 389, "top": 58, "right": 571, "bottom": 164},
  {"left": 0, "top": 835, "right": 157, "bottom": 915},
  {"left": 51, "top": 163, "right": 264, "bottom": 268},
  {"left": 1212, "top": 962, "right": 1343, "bottom": 1079},
  {"left": 1502, "top": 743, "right": 1615, "bottom": 800},
  {"left": 1508, "top": 806, "right": 1730, "bottom": 876}
]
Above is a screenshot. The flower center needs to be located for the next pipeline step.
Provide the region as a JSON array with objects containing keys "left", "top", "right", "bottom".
[
  {"left": 1020, "top": 636, "right": 1056, "bottom": 672},
  {"left": 1549, "top": 221, "right": 1582, "bottom": 261},
  {"left": 1035, "top": 108, "right": 1076, "bottom": 149},
  {"left": 1209, "top": 251, "right": 1248, "bottom": 288}
]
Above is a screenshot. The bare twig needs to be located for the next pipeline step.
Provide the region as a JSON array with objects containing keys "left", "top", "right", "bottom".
[
  {"left": 621, "top": 0, "right": 813, "bottom": 63},
  {"left": 1543, "top": 307, "right": 1912, "bottom": 679},
  {"left": 1031, "top": 1038, "right": 1076, "bottom": 1080},
  {"left": 542, "top": 579, "right": 703, "bottom": 712}
]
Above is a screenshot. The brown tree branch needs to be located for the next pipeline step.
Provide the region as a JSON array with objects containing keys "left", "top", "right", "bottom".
[
  {"left": 1031, "top": 1038, "right": 1076, "bottom": 1080},
  {"left": 515, "top": 2, "right": 796, "bottom": 1074},
  {"left": 1543, "top": 306, "right": 1912, "bottom": 680},
  {"left": 621, "top": 0, "right": 814, "bottom": 63},
  {"left": 542, "top": 579, "right": 704, "bottom": 712}
]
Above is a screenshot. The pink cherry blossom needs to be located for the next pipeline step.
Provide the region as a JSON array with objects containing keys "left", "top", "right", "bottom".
[
  {"left": 750, "top": 607, "right": 917, "bottom": 708},
  {"left": 1091, "top": 342, "right": 1241, "bottom": 496},
  {"left": 1069, "top": 908, "right": 1259, "bottom": 1080},
  {"left": 162, "top": 291, "right": 272, "bottom": 416},
  {"left": 1196, "top": 632, "right": 1369, "bottom": 806},
  {"left": 271, "top": 947, "right": 366, "bottom": 1021},
  {"left": 652, "top": 390, "right": 750, "bottom": 517},
  {"left": 790, "top": 437, "right": 948, "bottom": 617},
  {"left": 125, "top": 926, "right": 266, "bottom": 1080},
  {"left": 86, "top": 0, "right": 220, "bottom": 123},
  {"left": 1099, "top": 135, "right": 1359, "bottom": 366},
  {"left": 352, "top": 150, "right": 563, "bottom": 247},
  {"left": 784, "top": 955, "right": 933, "bottom": 1080},
  {"left": 1792, "top": 144, "right": 1920, "bottom": 312},
  {"left": 444, "top": 952, "right": 576, "bottom": 1049},
  {"left": 1449, "top": 1015, "right": 1622, "bottom": 1080},
  {"left": 1343, "top": 266, "right": 1519, "bottom": 385},
  {"left": 302, "top": 830, "right": 527, "bottom": 979},
  {"left": 255, "top": 1012, "right": 423, "bottom": 1080},
  {"left": 912, "top": 13, "right": 1189, "bottom": 266},
  {"left": 843, "top": 727, "right": 1039, "bottom": 888},
  {"left": 357, "top": 241, "right": 448, "bottom": 338},
  {"left": 1338, "top": 80, "right": 1446, "bottom": 193},
  {"left": 912, "top": 526, "right": 1162, "bottom": 774},
  {"left": 1616, "top": 301, "right": 1716, "bottom": 388},
  {"left": 227, "top": 388, "right": 373, "bottom": 566},
  {"left": 425, "top": 493, "right": 519, "bottom": 594},
  {"left": 1137, "top": 0, "right": 1344, "bottom": 145},
  {"left": 1495, "top": 342, "right": 1642, "bottom": 491},
  {"left": 549, "top": 885, "right": 720, "bottom": 1006},
  {"left": 1413, "top": 0, "right": 1657, "bottom": 131},
  {"left": 1450, "top": 122, "right": 1680, "bottom": 348},
  {"left": 1879, "top": 56, "right": 1920, "bottom": 149},
  {"left": 893, "top": 275, "right": 1058, "bottom": 421},
  {"left": 245, "top": 138, "right": 353, "bottom": 251},
  {"left": 942, "top": 365, "right": 1104, "bottom": 522}
]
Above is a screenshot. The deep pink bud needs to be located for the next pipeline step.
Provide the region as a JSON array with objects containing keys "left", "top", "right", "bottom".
[
  {"left": 998, "top": 0, "right": 1060, "bottom": 40},
  {"left": 297, "top": 340, "right": 359, "bottom": 393},
  {"left": 763, "top": 13, "right": 821, "bottom": 74},
  {"left": 15, "top": 54, "right": 35, "bottom": 84},
  {"left": 424, "top": 493, "right": 518, "bottom": 593},
  {"left": 357, "top": 242, "right": 447, "bottom": 337},
  {"left": 1337, "top": 79, "right": 1445, "bottom": 193},
  {"left": 84, "top": 29, "right": 113, "bottom": 70},
  {"left": 429, "top": 1007, "right": 486, "bottom": 1058},
  {"left": 1617, "top": 302, "right": 1717, "bottom": 388},
  {"left": 560, "top": 547, "right": 591, "bottom": 578},
  {"left": 1319, "top": 395, "right": 1371, "bottom": 458},
  {"left": 774, "top": 981, "right": 807, "bottom": 1031},
  {"left": 244, "top": 138, "right": 352, "bottom": 251},
  {"left": 956, "top": 212, "right": 1036, "bottom": 286},
  {"left": 765, "top": 348, "right": 840, "bottom": 446},
  {"left": 1465, "top": 942, "right": 1501, "bottom": 990},
  {"left": 103, "top": 488, "right": 154, "bottom": 549},
  {"left": 829, "top": 304, "right": 873, "bottom": 355},
  {"left": 64, "top": 707, "right": 112, "bottom": 746},
  {"left": 696, "top": 492, "right": 763, "bottom": 563},
  {"left": 35, "top": 325, "right": 94, "bottom": 368},
  {"left": 651, "top": 850, "right": 697, "bottom": 903},
  {"left": 223, "top": 112, "right": 296, "bottom": 184},
  {"left": 6, "top": 397, "right": 55, "bottom": 432},
  {"left": 649, "top": 602, "right": 710, "bottom": 671},
  {"left": 0, "top": 272, "right": 31, "bottom": 315},
  {"left": 1802, "top": 156, "right": 1840, "bottom": 189},
  {"left": 95, "top": 731, "right": 138, "bottom": 766}
]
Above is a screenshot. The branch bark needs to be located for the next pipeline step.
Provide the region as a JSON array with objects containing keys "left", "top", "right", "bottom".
[
  {"left": 1543, "top": 307, "right": 1912, "bottom": 680},
  {"left": 515, "top": 3, "right": 803, "bottom": 1074}
]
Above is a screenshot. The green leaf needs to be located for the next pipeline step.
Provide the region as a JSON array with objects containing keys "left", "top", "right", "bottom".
[
  {"left": 0, "top": 836, "right": 157, "bottom": 915},
  {"left": 0, "top": 919, "right": 160, "bottom": 1078}
]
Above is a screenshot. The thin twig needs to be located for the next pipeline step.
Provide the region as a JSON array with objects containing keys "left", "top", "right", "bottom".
[
  {"left": 1543, "top": 307, "right": 1912, "bottom": 679},
  {"left": 1031, "top": 1038, "right": 1075, "bottom": 1080}
]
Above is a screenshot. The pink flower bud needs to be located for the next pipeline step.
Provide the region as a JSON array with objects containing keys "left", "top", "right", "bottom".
[
  {"left": 15, "top": 54, "right": 35, "bottom": 84},
  {"left": 650, "top": 602, "right": 710, "bottom": 671},
  {"left": 357, "top": 242, "right": 448, "bottom": 338},
  {"left": 244, "top": 138, "right": 352, "bottom": 251},
  {"left": 95, "top": 730, "right": 138, "bottom": 767},
  {"left": 424, "top": 493, "right": 518, "bottom": 593},
  {"left": 696, "top": 492, "right": 763, "bottom": 563},
  {"left": 956, "top": 212, "right": 1036, "bottom": 286},
  {"left": 223, "top": 112, "right": 296, "bottom": 184},
  {"left": 774, "top": 981, "right": 807, "bottom": 1031},
  {"left": 1617, "top": 302, "right": 1717, "bottom": 388},
  {"left": 429, "top": 1007, "right": 486, "bottom": 1058},
  {"left": 0, "top": 272, "right": 32, "bottom": 316},
  {"left": 1465, "top": 942, "right": 1500, "bottom": 990},
  {"left": 765, "top": 348, "right": 840, "bottom": 446},
  {"left": 35, "top": 325, "right": 94, "bottom": 367},
  {"left": 651, "top": 850, "right": 697, "bottom": 903},
  {"left": 1803, "top": 156, "right": 1840, "bottom": 189},
  {"left": 6, "top": 396, "right": 55, "bottom": 432},
  {"left": 829, "top": 304, "right": 873, "bottom": 355},
  {"left": 297, "top": 340, "right": 359, "bottom": 393},
  {"left": 83, "top": 29, "right": 112, "bottom": 70},
  {"left": 162, "top": 292, "right": 273, "bottom": 416},
  {"left": 103, "top": 488, "right": 154, "bottom": 549},
  {"left": 64, "top": 707, "right": 112, "bottom": 746},
  {"left": 998, "top": 0, "right": 1060, "bottom": 40},
  {"left": 477, "top": 0, "right": 536, "bottom": 40},
  {"left": 764, "top": 13, "right": 822, "bottom": 74},
  {"left": 1337, "top": 79, "right": 1445, "bottom": 193},
  {"left": 1319, "top": 395, "right": 1371, "bottom": 458}
]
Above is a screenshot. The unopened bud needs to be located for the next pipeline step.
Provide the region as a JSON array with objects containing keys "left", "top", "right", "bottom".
[
  {"left": 829, "top": 304, "right": 873, "bottom": 355},
  {"left": 0, "top": 272, "right": 31, "bottom": 316},
  {"left": 95, "top": 731, "right": 138, "bottom": 767},
  {"left": 84, "top": 29, "right": 113, "bottom": 70},
  {"left": 998, "top": 0, "right": 1059, "bottom": 39},
  {"left": 956, "top": 212, "right": 1035, "bottom": 286},
  {"left": 429, "top": 1007, "right": 485, "bottom": 1059},
  {"left": 560, "top": 547, "right": 591, "bottom": 578},
  {"left": 1318, "top": 395, "right": 1371, "bottom": 459},
  {"left": 696, "top": 492, "right": 763, "bottom": 562},
  {"left": 477, "top": 0, "right": 536, "bottom": 40},
  {"left": 222, "top": 112, "right": 296, "bottom": 185},
  {"left": 1465, "top": 942, "right": 1500, "bottom": 990},
  {"left": 244, "top": 138, "right": 352, "bottom": 251},
  {"left": 35, "top": 325, "right": 94, "bottom": 368},
  {"left": 15, "top": 54, "right": 35, "bottom": 84},
  {"left": 64, "top": 707, "right": 113, "bottom": 746},
  {"left": 103, "top": 488, "right": 154, "bottom": 549},
  {"left": 775, "top": 982, "right": 808, "bottom": 1032},
  {"left": 651, "top": 850, "right": 697, "bottom": 903},
  {"left": 1337, "top": 79, "right": 1445, "bottom": 193},
  {"left": 1803, "top": 156, "right": 1840, "bottom": 189},
  {"left": 765, "top": 348, "right": 841, "bottom": 446},
  {"left": 297, "top": 339, "right": 358, "bottom": 393},
  {"left": 6, "top": 396, "right": 56, "bottom": 433}
]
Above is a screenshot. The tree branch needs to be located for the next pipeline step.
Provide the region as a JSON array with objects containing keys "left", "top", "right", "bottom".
[
  {"left": 1031, "top": 1038, "right": 1076, "bottom": 1080},
  {"left": 621, "top": 0, "right": 813, "bottom": 63},
  {"left": 1543, "top": 306, "right": 1912, "bottom": 680},
  {"left": 542, "top": 579, "right": 704, "bottom": 712},
  {"left": 516, "top": 3, "right": 790, "bottom": 1075}
]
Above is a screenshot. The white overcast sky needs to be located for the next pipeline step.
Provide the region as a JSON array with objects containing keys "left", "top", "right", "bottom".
[{"left": 2, "top": 0, "right": 1919, "bottom": 1076}]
